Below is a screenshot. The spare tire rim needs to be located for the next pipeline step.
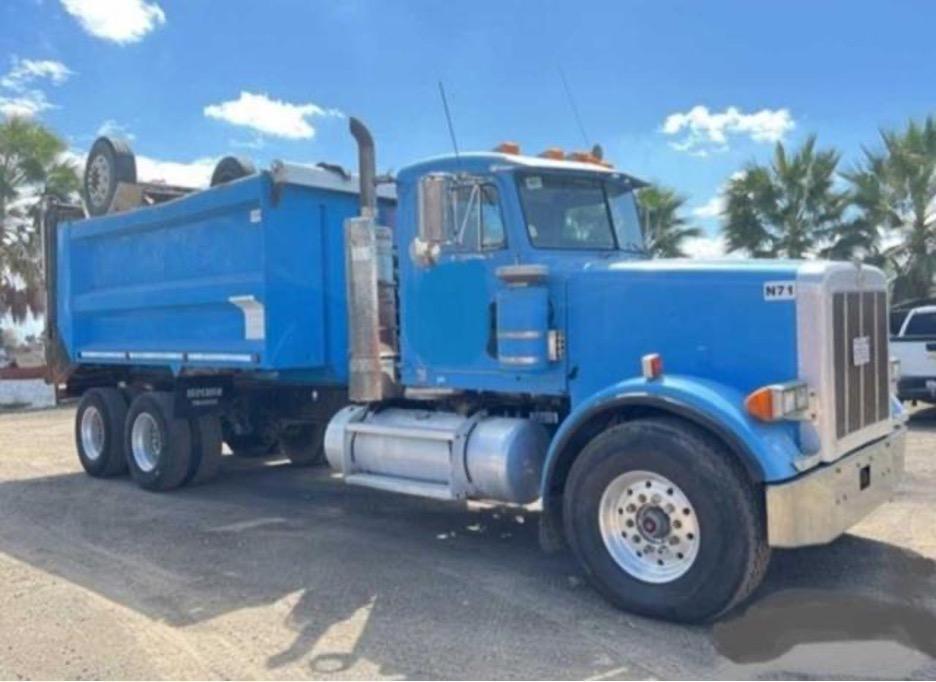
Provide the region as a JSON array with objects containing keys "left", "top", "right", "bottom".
[
  {"left": 87, "top": 154, "right": 111, "bottom": 207},
  {"left": 131, "top": 412, "right": 162, "bottom": 473},
  {"left": 598, "top": 470, "right": 700, "bottom": 583},
  {"left": 80, "top": 405, "right": 106, "bottom": 461}
]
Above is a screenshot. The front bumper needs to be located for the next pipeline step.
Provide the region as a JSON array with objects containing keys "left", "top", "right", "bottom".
[{"left": 766, "top": 426, "right": 906, "bottom": 548}]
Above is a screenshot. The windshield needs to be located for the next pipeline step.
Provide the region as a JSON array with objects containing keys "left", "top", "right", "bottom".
[{"left": 516, "top": 173, "right": 644, "bottom": 251}]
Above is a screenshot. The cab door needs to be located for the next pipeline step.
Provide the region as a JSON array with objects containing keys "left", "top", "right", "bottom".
[
  {"left": 403, "top": 179, "right": 511, "bottom": 383},
  {"left": 400, "top": 174, "right": 566, "bottom": 395}
]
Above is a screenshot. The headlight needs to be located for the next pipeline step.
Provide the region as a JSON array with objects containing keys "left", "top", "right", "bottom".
[{"left": 745, "top": 381, "right": 810, "bottom": 422}]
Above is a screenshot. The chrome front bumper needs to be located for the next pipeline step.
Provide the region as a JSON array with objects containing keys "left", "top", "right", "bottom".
[{"left": 766, "top": 426, "right": 906, "bottom": 548}]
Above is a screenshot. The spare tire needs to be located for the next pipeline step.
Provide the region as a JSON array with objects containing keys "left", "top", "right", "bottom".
[
  {"left": 210, "top": 156, "right": 256, "bottom": 186},
  {"left": 84, "top": 136, "right": 136, "bottom": 216}
]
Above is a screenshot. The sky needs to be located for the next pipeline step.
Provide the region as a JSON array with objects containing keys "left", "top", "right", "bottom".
[{"left": 1, "top": 0, "right": 935, "bottom": 262}]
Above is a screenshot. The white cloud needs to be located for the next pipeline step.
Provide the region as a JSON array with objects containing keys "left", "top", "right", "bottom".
[
  {"left": 97, "top": 119, "right": 136, "bottom": 141},
  {"left": 0, "top": 58, "right": 73, "bottom": 91},
  {"left": 692, "top": 195, "right": 725, "bottom": 219},
  {"left": 135, "top": 155, "right": 216, "bottom": 188},
  {"left": 60, "top": 0, "right": 166, "bottom": 44},
  {"left": 0, "top": 92, "right": 53, "bottom": 118},
  {"left": 662, "top": 105, "right": 794, "bottom": 155},
  {"left": 0, "top": 56, "right": 72, "bottom": 119},
  {"left": 204, "top": 91, "right": 342, "bottom": 139},
  {"left": 682, "top": 234, "right": 736, "bottom": 259}
]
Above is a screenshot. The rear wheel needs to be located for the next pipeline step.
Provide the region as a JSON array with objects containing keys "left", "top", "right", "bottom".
[
  {"left": 563, "top": 417, "right": 770, "bottom": 623},
  {"left": 124, "top": 392, "right": 192, "bottom": 491},
  {"left": 185, "top": 414, "right": 223, "bottom": 485},
  {"left": 75, "top": 388, "right": 129, "bottom": 477},
  {"left": 280, "top": 422, "right": 326, "bottom": 466}
]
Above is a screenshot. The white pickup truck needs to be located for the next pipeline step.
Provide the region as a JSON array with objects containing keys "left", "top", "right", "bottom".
[{"left": 891, "top": 303, "right": 936, "bottom": 403}]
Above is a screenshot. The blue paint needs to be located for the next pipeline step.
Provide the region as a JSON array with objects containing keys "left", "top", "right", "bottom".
[
  {"left": 57, "top": 172, "right": 392, "bottom": 381},
  {"left": 496, "top": 284, "right": 549, "bottom": 371}
]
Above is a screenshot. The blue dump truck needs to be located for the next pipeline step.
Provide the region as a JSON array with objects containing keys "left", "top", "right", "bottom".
[{"left": 43, "top": 118, "right": 906, "bottom": 622}]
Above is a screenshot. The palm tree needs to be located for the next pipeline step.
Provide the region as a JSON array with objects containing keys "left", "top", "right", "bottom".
[
  {"left": 636, "top": 185, "right": 702, "bottom": 258},
  {"left": 722, "top": 135, "right": 847, "bottom": 259},
  {"left": 0, "top": 117, "right": 79, "bottom": 324},
  {"left": 843, "top": 117, "right": 936, "bottom": 302}
]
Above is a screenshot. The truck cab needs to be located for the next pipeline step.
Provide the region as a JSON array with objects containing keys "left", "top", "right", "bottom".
[{"left": 51, "top": 119, "right": 907, "bottom": 623}]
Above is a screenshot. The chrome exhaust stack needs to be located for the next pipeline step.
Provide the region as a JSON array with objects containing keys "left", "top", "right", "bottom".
[
  {"left": 349, "top": 117, "right": 377, "bottom": 218},
  {"left": 345, "top": 117, "right": 399, "bottom": 402}
]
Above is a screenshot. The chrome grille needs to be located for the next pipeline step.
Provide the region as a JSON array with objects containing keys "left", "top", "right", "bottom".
[{"left": 831, "top": 290, "right": 889, "bottom": 438}]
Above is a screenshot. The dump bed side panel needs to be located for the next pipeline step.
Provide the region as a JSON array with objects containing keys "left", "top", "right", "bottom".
[{"left": 55, "top": 173, "right": 366, "bottom": 381}]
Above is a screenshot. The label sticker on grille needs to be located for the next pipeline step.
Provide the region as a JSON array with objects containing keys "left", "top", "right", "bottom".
[
  {"left": 853, "top": 335, "right": 871, "bottom": 366},
  {"left": 763, "top": 281, "right": 796, "bottom": 301}
]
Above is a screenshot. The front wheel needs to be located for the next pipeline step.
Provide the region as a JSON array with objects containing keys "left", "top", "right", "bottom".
[{"left": 563, "top": 417, "right": 770, "bottom": 623}]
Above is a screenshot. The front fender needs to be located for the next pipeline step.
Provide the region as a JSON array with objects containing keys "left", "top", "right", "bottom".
[{"left": 542, "top": 375, "right": 803, "bottom": 502}]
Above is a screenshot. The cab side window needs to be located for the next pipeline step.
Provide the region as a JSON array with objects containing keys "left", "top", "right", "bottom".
[{"left": 447, "top": 183, "right": 506, "bottom": 251}]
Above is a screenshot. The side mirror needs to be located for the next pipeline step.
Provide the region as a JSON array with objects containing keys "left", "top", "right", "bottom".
[{"left": 413, "top": 173, "right": 451, "bottom": 266}]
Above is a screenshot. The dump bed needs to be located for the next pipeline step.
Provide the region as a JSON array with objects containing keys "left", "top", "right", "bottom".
[{"left": 52, "top": 168, "right": 394, "bottom": 383}]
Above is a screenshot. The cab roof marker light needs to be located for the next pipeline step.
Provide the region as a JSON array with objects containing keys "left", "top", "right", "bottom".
[
  {"left": 641, "top": 353, "right": 663, "bottom": 380},
  {"left": 495, "top": 142, "right": 521, "bottom": 155},
  {"left": 539, "top": 147, "right": 565, "bottom": 160}
]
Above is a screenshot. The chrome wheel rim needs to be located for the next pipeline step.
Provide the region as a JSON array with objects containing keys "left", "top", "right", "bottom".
[
  {"left": 80, "top": 406, "right": 105, "bottom": 461},
  {"left": 599, "top": 470, "right": 700, "bottom": 583},
  {"left": 131, "top": 412, "right": 162, "bottom": 473},
  {"left": 87, "top": 155, "right": 111, "bottom": 207}
]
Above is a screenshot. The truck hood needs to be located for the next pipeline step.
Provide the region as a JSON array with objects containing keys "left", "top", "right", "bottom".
[{"left": 561, "top": 257, "right": 810, "bottom": 406}]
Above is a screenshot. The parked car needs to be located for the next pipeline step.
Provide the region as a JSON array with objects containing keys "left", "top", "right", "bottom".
[{"left": 891, "top": 303, "right": 936, "bottom": 403}]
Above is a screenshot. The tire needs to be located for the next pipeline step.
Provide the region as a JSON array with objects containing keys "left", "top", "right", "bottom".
[
  {"left": 210, "top": 156, "right": 256, "bottom": 186},
  {"left": 84, "top": 136, "right": 136, "bottom": 216},
  {"left": 75, "top": 387, "right": 129, "bottom": 477},
  {"left": 563, "top": 417, "right": 770, "bottom": 623},
  {"left": 185, "top": 414, "right": 223, "bottom": 486},
  {"left": 279, "top": 422, "right": 326, "bottom": 466},
  {"left": 124, "top": 392, "right": 192, "bottom": 492}
]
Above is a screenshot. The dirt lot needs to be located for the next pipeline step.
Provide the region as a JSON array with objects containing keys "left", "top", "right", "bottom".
[{"left": 0, "top": 406, "right": 934, "bottom": 680}]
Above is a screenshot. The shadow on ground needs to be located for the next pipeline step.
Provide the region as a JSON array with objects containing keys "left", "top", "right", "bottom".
[{"left": 0, "top": 445, "right": 934, "bottom": 678}]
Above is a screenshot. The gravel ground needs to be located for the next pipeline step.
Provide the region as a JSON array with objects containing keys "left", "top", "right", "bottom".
[{"left": 0, "top": 405, "right": 934, "bottom": 680}]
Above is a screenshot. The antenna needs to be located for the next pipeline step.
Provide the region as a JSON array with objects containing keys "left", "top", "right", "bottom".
[
  {"left": 558, "top": 65, "right": 590, "bottom": 148},
  {"left": 438, "top": 81, "right": 462, "bottom": 166}
]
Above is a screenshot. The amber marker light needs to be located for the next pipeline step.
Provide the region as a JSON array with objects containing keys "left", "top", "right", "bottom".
[
  {"left": 745, "top": 381, "right": 809, "bottom": 421},
  {"left": 641, "top": 353, "right": 663, "bottom": 380},
  {"left": 495, "top": 142, "right": 521, "bottom": 155}
]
